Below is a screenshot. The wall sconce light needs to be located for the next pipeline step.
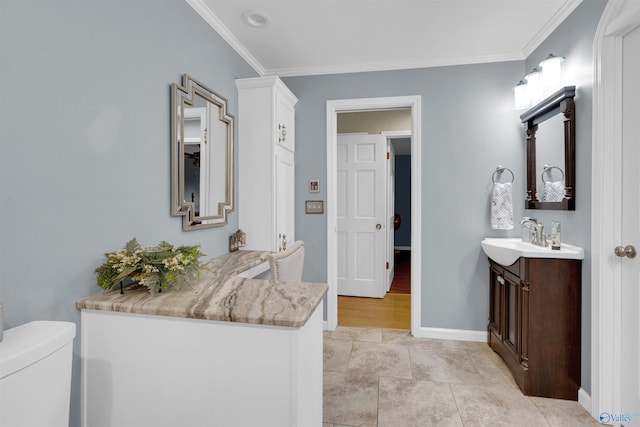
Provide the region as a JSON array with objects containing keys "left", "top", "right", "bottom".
[
  {"left": 513, "top": 80, "right": 529, "bottom": 110},
  {"left": 525, "top": 68, "right": 543, "bottom": 104},
  {"left": 513, "top": 53, "right": 565, "bottom": 110},
  {"left": 540, "top": 53, "right": 565, "bottom": 94}
]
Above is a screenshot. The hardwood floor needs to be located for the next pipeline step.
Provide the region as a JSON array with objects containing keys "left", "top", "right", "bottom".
[
  {"left": 388, "top": 250, "right": 410, "bottom": 294},
  {"left": 338, "top": 250, "right": 411, "bottom": 330},
  {"left": 338, "top": 293, "right": 410, "bottom": 330}
]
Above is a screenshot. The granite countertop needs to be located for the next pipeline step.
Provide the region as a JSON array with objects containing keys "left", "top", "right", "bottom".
[{"left": 76, "top": 250, "right": 328, "bottom": 328}]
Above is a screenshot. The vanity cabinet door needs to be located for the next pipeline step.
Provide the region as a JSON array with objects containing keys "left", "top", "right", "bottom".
[
  {"left": 488, "top": 264, "right": 504, "bottom": 341},
  {"left": 503, "top": 270, "right": 521, "bottom": 363}
]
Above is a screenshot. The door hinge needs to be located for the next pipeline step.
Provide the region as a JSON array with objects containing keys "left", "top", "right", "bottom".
[
  {"left": 386, "top": 261, "right": 389, "bottom": 269},
  {"left": 386, "top": 152, "right": 390, "bottom": 159}
]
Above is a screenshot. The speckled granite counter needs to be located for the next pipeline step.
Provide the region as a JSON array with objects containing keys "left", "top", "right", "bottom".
[{"left": 76, "top": 250, "right": 327, "bottom": 328}]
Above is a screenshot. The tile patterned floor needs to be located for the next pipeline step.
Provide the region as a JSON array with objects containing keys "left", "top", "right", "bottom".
[{"left": 323, "top": 326, "right": 601, "bottom": 427}]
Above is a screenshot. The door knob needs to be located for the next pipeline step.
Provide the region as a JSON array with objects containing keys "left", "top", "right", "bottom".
[
  {"left": 614, "top": 245, "right": 637, "bottom": 258},
  {"left": 376, "top": 223, "right": 382, "bottom": 230}
]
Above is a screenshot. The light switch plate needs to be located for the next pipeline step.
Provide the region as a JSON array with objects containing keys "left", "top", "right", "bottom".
[{"left": 305, "top": 200, "right": 324, "bottom": 214}]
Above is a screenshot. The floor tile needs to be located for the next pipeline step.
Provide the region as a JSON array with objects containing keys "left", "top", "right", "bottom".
[
  {"left": 438, "top": 339, "right": 490, "bottom": 352},
  {"left": 323, "top": 371, "right": 379, "bottom": 427},
  {"left": 322, "top": 328, "right": 601, "bottom": 427},
  {"left": 467, "top": 347, "right": 519, "bottom": 387},
  {"left": 450, "top": 383, "right": 550, "bottom": 426},
  {"left": 331, "top": 326, "right": 382, "bottom": 343},
  {"left": 378, "top": 377, "right": 463, "bottom": 427},
  {"left": 348, "top": 341, "right": 412, "bottom": 379},
  {"left": 531, "top": 396, "right": 603, "bottom": 426},
  {"left": 409, "top": 345, "right": 484, "bottom": 384},
  {"left": 324, "top": 338, "right": 353, "bottom": 372},
  {"left": 381, "top": 328, "right": 417, "bottom": 345}
]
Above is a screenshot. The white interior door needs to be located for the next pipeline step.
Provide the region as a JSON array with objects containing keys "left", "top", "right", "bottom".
[
  {"left": 593, "top": 2, "right": 640, "bottom": 421},
  {"left": 620, "top": 21, "right": 640, "bottom": 418},
  {"left": 337, "top": 133, "right": 387, "bottom": 298},
  {"left": 387, "top": 140, "right": 395, "bottom": 292}
]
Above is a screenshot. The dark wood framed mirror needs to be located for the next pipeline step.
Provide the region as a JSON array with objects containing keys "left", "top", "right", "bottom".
[{"left": 521, "top": 86, "right": 576, "bottom": 210}]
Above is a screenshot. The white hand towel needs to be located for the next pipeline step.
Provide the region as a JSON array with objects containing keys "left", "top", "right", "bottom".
[
  {"left": 491, "top": 182, "right": 513, "bottom": 230},
  {"left": 543, "top": 181, "right": 565, "bottom": 202}
]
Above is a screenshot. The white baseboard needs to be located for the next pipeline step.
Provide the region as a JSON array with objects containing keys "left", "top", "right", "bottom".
[
  {"left": 413, "top": 326, "right": 487, "bottom": 342},
  {"left": 324, "top": 322, "right": 487, "bottom": 342},
  {"left": 578, "top": 388, "right": 592, "bottom": 414}
]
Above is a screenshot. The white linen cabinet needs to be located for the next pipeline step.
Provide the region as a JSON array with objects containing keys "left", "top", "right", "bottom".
[{"left": 236, "top": 76, "right": 298, "bottom": 252}]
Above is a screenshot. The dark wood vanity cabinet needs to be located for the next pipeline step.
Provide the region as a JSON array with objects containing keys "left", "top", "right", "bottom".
[{"left": 488, "top": 257, "right": 581, "bottom": 400}]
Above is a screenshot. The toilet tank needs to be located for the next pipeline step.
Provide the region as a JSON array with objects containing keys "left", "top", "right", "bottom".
[{"left": 0, "top": 321, "right": 76, "bottom": 427}]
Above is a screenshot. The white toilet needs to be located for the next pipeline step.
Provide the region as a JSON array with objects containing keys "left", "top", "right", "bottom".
[{"left": 0, "top": 321, "right": 76, "bottom": 427}]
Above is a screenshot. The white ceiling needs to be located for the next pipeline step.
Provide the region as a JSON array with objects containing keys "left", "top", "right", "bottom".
[{"left": 186, "top": 0, "right": 584, "bottom": 77}]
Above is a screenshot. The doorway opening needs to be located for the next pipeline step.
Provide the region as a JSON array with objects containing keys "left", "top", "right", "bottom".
[
  {"left": 336, "top": 127, "right": 412, "bottom": 329},
  {"left": 326, "top": 96, "right": 422, "bottom": 336}
]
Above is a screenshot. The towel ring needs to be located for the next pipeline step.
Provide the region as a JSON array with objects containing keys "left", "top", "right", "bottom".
[
  {"left": 541, "top": 165, "right": 565, "bottom": 183},
  {"left": 492, "top": 166, "right": 514, "bottom": 184}
]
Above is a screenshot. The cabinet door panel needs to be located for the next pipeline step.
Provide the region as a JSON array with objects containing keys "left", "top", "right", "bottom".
[
  {"left": 521, "top": 282, "right": 529, "bottom": 365},
  {"left": 503, "top": 270, "right": 521, "bottom": 362},
  {"left": 275, "top": 148, "right": 295, "bottom": 251},
  {"left": 488, "top": 266, "right": 503, "bottom": 340}
]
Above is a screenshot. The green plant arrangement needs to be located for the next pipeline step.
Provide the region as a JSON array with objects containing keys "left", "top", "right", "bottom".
[{"left": 96, "top": 238, "right": 205, "bottom": 293}]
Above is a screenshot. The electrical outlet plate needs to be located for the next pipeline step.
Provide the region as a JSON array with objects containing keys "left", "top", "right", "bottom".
[{"left": 305, "top": 200, "right": 324, "bottom": 214}]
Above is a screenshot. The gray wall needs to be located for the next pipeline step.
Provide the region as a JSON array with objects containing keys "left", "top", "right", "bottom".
[
  {"left": 0, "top": 1, "right": 257, "bottom": 426},
  {"left": 285, "top": 0, "right": 606, "bottom": 395},
  {"left": 284, "top": 61, "right": 526, "bottom": 329},
  {"left": 395, "top": 155, "right": 411, "bottom": 248},
  {"left": 523, "top": 0, "right": 607, "bottom": 394}
]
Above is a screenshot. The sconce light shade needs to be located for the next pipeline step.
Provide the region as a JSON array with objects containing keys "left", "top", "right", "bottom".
[
  {"left": 513, "top": 53, "right": 567, "bottom": 111},
  {"left": 540, "top": 53, "right": 564, "bottom": 95},
  {"left": 525, "top": 68, "right": 543, "bottom": 105},
  {"left": 514, "top": 80, "right": 529, "bottom": 110}
]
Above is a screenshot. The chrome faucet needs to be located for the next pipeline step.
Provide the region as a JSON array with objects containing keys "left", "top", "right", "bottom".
[{"left": 520, "top": 218, "right": 548, "bottom": 247}]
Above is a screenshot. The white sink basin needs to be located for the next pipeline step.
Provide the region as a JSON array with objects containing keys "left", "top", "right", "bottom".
[{"left": 481, "top": 237, "right": 584, "bottom": 266}]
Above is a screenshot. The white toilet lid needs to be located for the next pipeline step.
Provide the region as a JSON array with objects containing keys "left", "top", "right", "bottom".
[{"left": 0, "top": 321, "right": 75, "bottom": 379}]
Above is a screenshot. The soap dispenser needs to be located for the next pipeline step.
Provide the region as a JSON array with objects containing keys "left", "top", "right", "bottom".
[
  {"left": 550, "top": 221, "right": 561, "bottom": 250},
  {"left": 521, "top": 217, "right": 536, "bottom": 243}
]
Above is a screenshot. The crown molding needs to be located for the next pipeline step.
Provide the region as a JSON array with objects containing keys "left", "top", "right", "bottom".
[
  {"left": 521, "top": 0, "right": 584, "bottom": 58},
  {"left": 185, "top": 0, "right": 265, "bottom": 76}
]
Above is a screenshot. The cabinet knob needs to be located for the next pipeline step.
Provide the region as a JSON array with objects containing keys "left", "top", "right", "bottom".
[{"left": 614, "top": 245, "right": 637, "bottom": 258}]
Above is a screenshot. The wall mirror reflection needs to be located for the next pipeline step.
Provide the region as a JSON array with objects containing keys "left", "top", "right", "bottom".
[
  {"left": 521, "top": 86, "right": 575, "bottom": 211},
  {"left": 171, "top": 75, "right": 234, "bottom": 230}
]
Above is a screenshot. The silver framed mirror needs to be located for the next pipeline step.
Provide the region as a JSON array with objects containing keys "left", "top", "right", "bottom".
[{"left": 171, "top": 75, "right": 234, "bottom": 230}]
